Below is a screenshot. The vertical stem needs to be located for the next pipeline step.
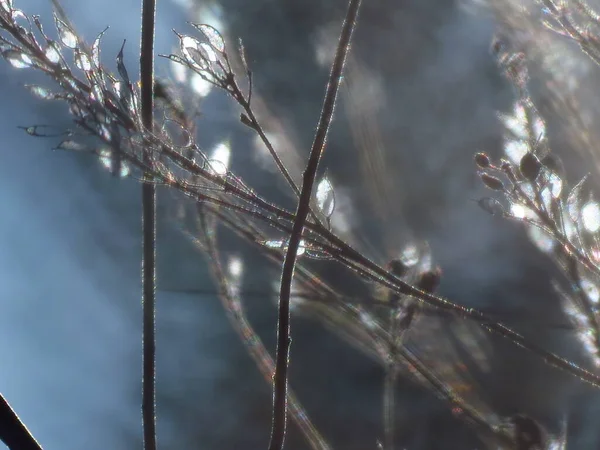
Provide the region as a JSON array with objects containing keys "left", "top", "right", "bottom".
[
  {"left": 383, "top": 368, "right": 397, "bottom": 450},
  {"left": 268, "top": 1, "right": 362, "bottom": 449},
  {"left": 0, "top": 394, "right": 42, "bottom": 450},
  {"left": 140, "top": 0, "right": 157, "bottom": 449}
]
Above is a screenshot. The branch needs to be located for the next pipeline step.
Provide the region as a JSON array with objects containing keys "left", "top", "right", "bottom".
[
  {"left": 140, "top": 0, "right": 157, "bottom": 449},
  {"left": 197, "top": 208, "right": 331, "bottom": 450},
  {"left": 0, "top": 394, "right": 42, "bottom": 450},
  {"left": 268, "top": 1, "right": 362, "bottom": 449}
]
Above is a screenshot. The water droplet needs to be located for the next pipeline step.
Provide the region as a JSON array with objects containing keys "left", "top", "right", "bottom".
[
  {"left": 316, "top": 176, "right": 335, "bottom": 217},
  {"left": 582, "top": 201, "right": 600, "bottom": 232},
  {"left": 55, "top": 16, "right": 77, "bottom": 49}
]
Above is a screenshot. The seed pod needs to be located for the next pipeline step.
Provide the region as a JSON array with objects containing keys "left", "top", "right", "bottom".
[
  {"left": 387, "top": 259, "right": 408, "bottom": 278},
  {"left": 416, "top": 266, "right": 442, "bottom": 293},
  {"left": 519, "top": 152, "right": 542, "bottom": 181},
  {"left": 510, "top": 414, "right": 546, "bottom": 450},
  {"left": 474, "top": 152, "right": 491, "bottom": 169},
  {"left": 541, "top": 153, "right": 565, "bottom": 177},
  {"left": 477, "top": 197, "right": 505, "bottom": 216},
  {"left": 480, "top": 173, "right": 505, "bottom": 191}
]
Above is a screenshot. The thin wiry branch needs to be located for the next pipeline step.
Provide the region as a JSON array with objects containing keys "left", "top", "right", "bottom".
[
  {"left": 140, "top": 0, "right": 157, "bottom": 448},
  {"left": 269, "top": 1, "right": 362, "bottom": 449},
  {"left": 195, "top": 207, "right": 331, "bottom": 450}
]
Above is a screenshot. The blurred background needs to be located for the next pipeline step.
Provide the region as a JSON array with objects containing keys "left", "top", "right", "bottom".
[{"left": 2, "top": 0, "right": 600, "bottom": 448}]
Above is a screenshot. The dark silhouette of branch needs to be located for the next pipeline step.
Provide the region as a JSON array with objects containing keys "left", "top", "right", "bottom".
[
  {"left": 0, "top": 393, "right": 42, "bottom": 450},
  {"left": 140, "top": 0, "right": 157, "bottom": 448},
  {"left": 268, "top": 1, "right": 362, "bottom": 449}
]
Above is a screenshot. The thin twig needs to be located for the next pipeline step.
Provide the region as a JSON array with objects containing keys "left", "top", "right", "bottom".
[
  {"left": 383, "top": 367, "right": 397, "bottom": 450},
  {"left": 268, "top": 1, "right": 362, "bottom": 449},
  {"left": 198, "top": 209, "right": 331, "bottom": 450},
  {"left": 140, "top": 0, "right": 157, "bottom": 448},
  {"left": 0, "top": 394, "right": 42, "bottom": 450}
]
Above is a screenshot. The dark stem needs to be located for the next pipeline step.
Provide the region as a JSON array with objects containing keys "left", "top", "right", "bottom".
[
  {"left": 198, "top": 209, "right": 331, "bottom": 450},
  {"left": 383, "top": 367, "right": 396, "bottom": 450},
  {"left": 0, "top": 394, "right": 42, "bottom": 450},
  {"left": 268, "top": 1, "right": 362, "bottom": 449},
  {"left": 140, "top": 0, "right": 157, "bottom": 449}
]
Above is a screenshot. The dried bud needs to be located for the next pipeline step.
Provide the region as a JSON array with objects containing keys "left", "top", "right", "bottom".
[
  {"left": 519, "top": 152, "right": 542, "bottom": 182},
  {"left": 510, "top": 414, "right": 546, "bottom": 450},
  {"left": 474, "top": 152, "right": 491, "bottom": 169},
  {"left": 541, "top": 153, "right": 564, "bottom": 177},
  {"left": 387, "top": 259, "right": 408, "bottom": 278},
  {"left": 480, "top": 173, "right": 505, "bottom": 191},
  {"left": 477, "top": 197, "right": 505, "bottom": 216},
  {"left": 416, "top": 266, "right": 442, "bottom": 293}
]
